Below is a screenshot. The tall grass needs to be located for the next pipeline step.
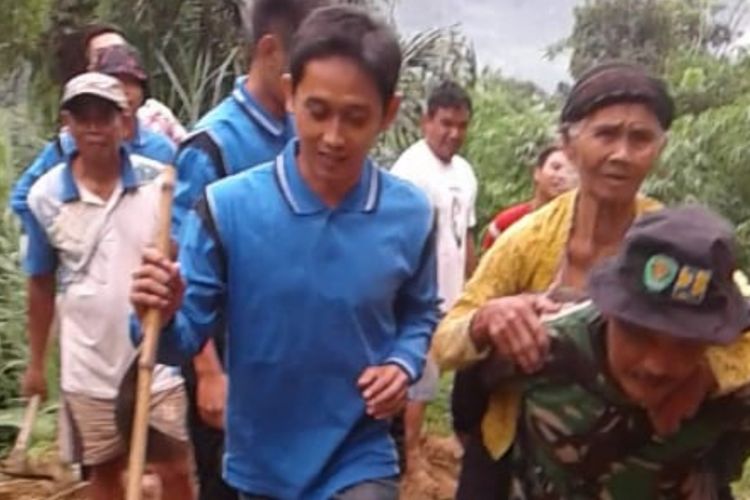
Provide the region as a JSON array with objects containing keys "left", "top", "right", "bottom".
[
  {"left": 0, "top": 102, "right": 58, "bottom": 454},
  {"left": 0, "top": 109, "right": 27, "bottom": 411}
]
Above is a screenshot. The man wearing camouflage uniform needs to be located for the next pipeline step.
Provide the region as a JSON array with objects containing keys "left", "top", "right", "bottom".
[{"left": 506, "top": 206, "right": 750, "bottom": 499}]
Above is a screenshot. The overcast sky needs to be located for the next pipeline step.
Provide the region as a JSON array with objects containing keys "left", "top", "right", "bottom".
[
  {"left": 394, "top": 0, "right": 582, "bottom": 91},
  {"left": 395, "top": 0, "right": 750, "bottom": 91}
]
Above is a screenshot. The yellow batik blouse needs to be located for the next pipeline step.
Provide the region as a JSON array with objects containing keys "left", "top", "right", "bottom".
[{"left": 432, "top": 189, "right": 750, "bottom": 459}]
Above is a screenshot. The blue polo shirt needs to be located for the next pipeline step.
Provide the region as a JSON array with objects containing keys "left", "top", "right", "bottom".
[
  {"left": 142, "top": 141, "right": 439, "bottom": 498},
  {"left": 10, "top": 121, "right": 175, "bottom": 233},
  {"left": 172, "top": 76, "right": 295, "bottom": 235}
]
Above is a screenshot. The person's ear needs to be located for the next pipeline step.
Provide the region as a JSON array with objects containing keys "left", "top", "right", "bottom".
[
  {"left": 281, "top": 73, "right": 294, "bottom": 114},
  {"left": 256, "top": 33, "right": 284, "bottom": 69},
  {"left": 380, "top": 93, "right": 402, "bottom": 131}
]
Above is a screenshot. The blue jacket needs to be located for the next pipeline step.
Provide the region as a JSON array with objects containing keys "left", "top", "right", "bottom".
[
  {"left": 172, "top": 76, "right": 295, "bottom": 235},
  {"left": 136, "top": 141, "right": 439, "bottom": 499}
]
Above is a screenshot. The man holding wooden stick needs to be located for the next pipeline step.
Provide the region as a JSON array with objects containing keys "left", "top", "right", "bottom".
[
  {"left": 131, "top": 6, "right": 439, "bottom": 499},
  {"left": 171, "top": 2, "right": 329, "bottom": 498},
  {"left": 19, "top": 72, "right": 193, "bottom": 500}
]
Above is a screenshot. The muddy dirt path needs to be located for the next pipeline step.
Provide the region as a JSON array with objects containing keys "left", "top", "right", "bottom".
[
  {"left": 0, "top": 435, "right": 461, "bottom": 500},
  {"left": 400, "top": 435, "right": 461, "bottom": 500}
]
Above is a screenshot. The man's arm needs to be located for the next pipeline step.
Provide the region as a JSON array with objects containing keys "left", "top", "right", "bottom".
[
  {"left": 23, "top": 274, "right": 55, "bottom": 398},
  {"left": 359, "top": 213, "right": 440, "bottom": 419},
  {"left": 172, "top": 136, "right": 228, "bottom": 426},
  {"left": 131, "top": 197, "right": 227, "bottom": 366},
  {"left": 21, "top": 200, "right": 59, "bottom": 398},
  {"left": 386, "top": 218, "right": 439, "bottom": 381},
  {"left": 192, "top": 339, "right": 227, "bottom": 429}
]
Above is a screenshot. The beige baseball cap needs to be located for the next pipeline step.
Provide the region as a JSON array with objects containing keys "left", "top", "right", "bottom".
[{"left": 61, "top": 72, "right": 128, "bottom": 111}]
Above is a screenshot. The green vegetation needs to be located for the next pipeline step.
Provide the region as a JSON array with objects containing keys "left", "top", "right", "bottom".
[{"left": 425, "top": 373, "right": 454, "bottom": 437}]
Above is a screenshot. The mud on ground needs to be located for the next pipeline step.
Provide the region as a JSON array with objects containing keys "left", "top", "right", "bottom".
[
  {"left": 400, "top": 435, "right": 461, "bottom": 500},
  {"left": 0, "top": 435, "right": 462, "bottom": 500}
]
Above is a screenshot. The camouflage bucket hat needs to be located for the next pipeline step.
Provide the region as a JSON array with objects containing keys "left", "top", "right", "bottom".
[
  {"left": 92, "top": 43, "right": 148, "bottom": 82},
  {"left": 588, "top": 206, "right": 750, "bottom": 344}
]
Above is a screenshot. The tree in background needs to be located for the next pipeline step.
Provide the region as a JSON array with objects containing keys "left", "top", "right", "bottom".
[
  {"left": 549, "top": 0, "right": 742, "bottom": 79},
  {"left": 0, "top": 0, "right": 477, "bottom": 159}
]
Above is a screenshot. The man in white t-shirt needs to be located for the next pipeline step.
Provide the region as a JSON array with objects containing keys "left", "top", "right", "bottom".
[
  {"left": 391, "top": 80, "right": 478, "bottom": 478},
  {"left": 20, "top": 73, "right": 193, "bottom": 500}
]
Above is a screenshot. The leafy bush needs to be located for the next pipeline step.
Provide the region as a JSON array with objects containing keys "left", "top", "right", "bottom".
[
  {"left": 645, "top": 93, "right": 750, "bottom": 264},
  {"left": 666, "top": 50, "right": 750, "bottom": 116},
  {"left": 463, "top": 74, "right": 557, "bottom": 231}
]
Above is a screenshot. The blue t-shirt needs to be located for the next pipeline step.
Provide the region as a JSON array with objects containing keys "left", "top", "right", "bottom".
[
  {"left": 137, "top": 140, "right": 439, "bottom": 498},
  {"left": 172, "top": 76, "right": 295, "bottom": 235}
]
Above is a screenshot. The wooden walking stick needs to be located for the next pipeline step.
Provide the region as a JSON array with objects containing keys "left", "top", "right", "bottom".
[{"left": 126, "top": 166, "right": 176, "bottom": 500}]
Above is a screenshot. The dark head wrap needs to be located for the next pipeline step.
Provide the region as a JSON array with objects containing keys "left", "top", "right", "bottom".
[{"left": 561, "top": 62, "right": 675, "bottom": 130}]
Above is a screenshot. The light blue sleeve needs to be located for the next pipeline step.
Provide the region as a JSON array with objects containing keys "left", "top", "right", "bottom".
[
  {"left": 386, "top": 219, "right": 439, "bottom": 382},
  {"left": 145, "top": 134, "right": 176, "bottom": 165},
  {"left": 131, "top": 198, "right": 227, "bottom": 366},
  {"left": 172, "top": 144, "right": 220, "bottom": 239},
  {"left": 22, "top": 207, "right": 57, "bottom": 276}
]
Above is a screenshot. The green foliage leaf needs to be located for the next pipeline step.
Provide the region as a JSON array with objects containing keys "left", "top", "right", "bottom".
[{"left": 463, "top": 73, "right": 557, "bottom": 231}]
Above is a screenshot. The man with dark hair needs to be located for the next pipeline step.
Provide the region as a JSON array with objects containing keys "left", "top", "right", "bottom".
[
  {"left": 170, "top": 1, "right": 329, "bottom": 498},
  {"left": 426, "top": 80, "right": 473, "bottom": 118},
  {"left": 481, "top": 144, "right": 576, "bottom": 250},
  {"left": 390, "top": 80, "right": 477, "bottom": 481},
  {"left": 20, "top": 72, "right": 193, "bottom": 500},
  {"left": 130, "top": 5, "right": 438, "bottom": 499}
]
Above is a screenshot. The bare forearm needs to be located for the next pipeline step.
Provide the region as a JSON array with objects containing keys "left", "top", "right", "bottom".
[
  {"left": 193, "top": 339, "right": 223, "bottom": 376},
  {"left": 27, "top": 275, "right": 55, "bottom": 370}
]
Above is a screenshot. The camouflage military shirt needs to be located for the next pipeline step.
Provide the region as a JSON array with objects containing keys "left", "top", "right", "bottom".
[{"left": 509, "top": 303, "right": 750, "bottom": 500}]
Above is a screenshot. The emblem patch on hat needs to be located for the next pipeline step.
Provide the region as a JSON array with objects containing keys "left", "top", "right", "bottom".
[
  {"left": 643, "top": 254, "right": 678, "bottom": 292},
  {"left": 672, "top": 266, "right": 712, "bottom": 304}
]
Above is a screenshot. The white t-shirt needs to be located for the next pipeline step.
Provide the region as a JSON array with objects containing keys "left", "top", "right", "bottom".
[
  {"left": 27, "top": 154, "right": 183, "bottom": 399},
  {"left": 391, "top": 139, "right": 478, "bottom": 311}
]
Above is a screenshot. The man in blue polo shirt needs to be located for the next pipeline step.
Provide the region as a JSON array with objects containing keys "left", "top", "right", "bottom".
[
  {"left": 130, "top": 6, "right": 438, "bottom": 499},
  {"left": 172, "top": 1, "right": 328, "bottom": 498},
  {"left": 10, "top": 43, "right": 175, "bottom": 233}
]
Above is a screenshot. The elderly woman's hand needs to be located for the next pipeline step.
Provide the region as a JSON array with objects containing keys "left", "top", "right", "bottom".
[{"left": 470, "top": 294, "right": 561, "bottom": 373}]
